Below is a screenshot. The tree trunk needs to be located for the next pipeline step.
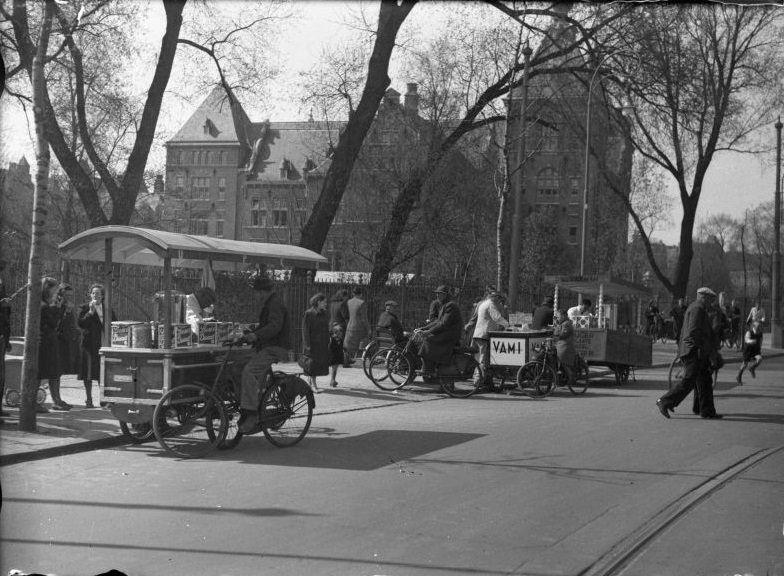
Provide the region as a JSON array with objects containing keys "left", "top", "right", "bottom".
[
  {"left": 296, "top": 0, "right": 416, "bottom": 263},
  {"left": 19, "top": 0, "right": 54, "bottom": 432}
]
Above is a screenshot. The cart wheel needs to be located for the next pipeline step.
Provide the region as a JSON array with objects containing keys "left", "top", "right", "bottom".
[
  {"left": 36, "top": 387, "right": 47, "bottom": 405},
  {"left": 668, "top": 355, "right": 684, "bottom": 391},
  {"left": 569, "top": 356, "right": 589, "bottom": 395},
  {"left": 516, "top": 361, "right": 556, "bottom": 397},
  {"left": 119, "top": 420, "right": 154, "bottom": 444},
  {"left": 440, "top": 357, "right": 482, "bottom": 399},
  {"left": 260, "top": 375, "right": 313, "bottom": 448},
  {"left": 614, "top": 365, "right": 630, "bottom": 385},
  {"left": 153, "top": 384, "right": 226, "bottom": 459},
  {"left": 369, "top": 348, "right": 411, "bottom": 391},
  {"left": 4, "top": 389, "right": 20, "bottom": 407}
]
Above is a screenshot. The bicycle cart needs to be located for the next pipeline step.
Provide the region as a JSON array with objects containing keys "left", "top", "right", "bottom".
[
  {"left": 544, "top": 275, "right": 653, "bottom": 384},
  {"left": 486, "top": 329, "right": 553, "bottom": 395},
  {"left": 58, "top": 226, "right": 326, "bottom": 456}
]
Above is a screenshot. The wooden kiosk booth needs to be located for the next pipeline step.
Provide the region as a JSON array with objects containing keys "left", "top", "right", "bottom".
[{"left": 58, "top": 226, "right": 327, "bottom": 439}]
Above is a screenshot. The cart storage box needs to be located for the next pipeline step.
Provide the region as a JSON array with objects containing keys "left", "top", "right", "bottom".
[
  {"left": 197, "top": 322, "right": 218, "bottom": 345},
  {"left": 217, "top": 322, "right": 232, "bottom": 343},
  {"left": 157, "top": 323, "right": 192, "bottom": 348},
  {"left": 111, "top": 321, "right": 144, "bottom": 348}
]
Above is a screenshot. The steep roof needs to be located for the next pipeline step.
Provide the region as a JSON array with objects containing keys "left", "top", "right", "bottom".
[
  {"left": 246, "top": 121, "right": 342, "bottom": 179},
  {"left": 169, "top": 86, "right": 256, "bottom": 145}
]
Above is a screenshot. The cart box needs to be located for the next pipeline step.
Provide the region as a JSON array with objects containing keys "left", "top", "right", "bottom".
[
  {"left": 217, "top": 322, "right": 232, "bottom": 344},
  {"left": 157, "top": 323, "right": 192, "bottom": 348},
  {"left": 111, "top": 321, "right": 144, "bottom": 348},
  {"left": 196, "top": 322, "right": 218, "bottom": 345}
]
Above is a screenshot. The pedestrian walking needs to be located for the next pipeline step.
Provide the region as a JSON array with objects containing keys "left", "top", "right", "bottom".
[
  {"left": 300, "top": 293, "right": 330, "bottom": 393},
  {"left": 39, "top": 277, "right": 68, "bottom": 412},
  {"left": 344, "top": 286, "right": 370, "bottom": 366},
  {"left": 746, "top": 300, "right": 766, "bottom": 326},
  {"left": 736, "top": 320, "right": 763, "bottom": 385},
  {"left": 656, "top": 286, "right": 723, "bottom": 420},
  {"left": 77, "top": 283, "right": 116, "bottom": 407}
]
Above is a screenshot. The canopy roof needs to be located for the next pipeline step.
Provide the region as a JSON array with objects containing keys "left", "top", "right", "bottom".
[
  {"left": 59, "top": 226, "right": 327, "bottom": 269},
  {"left": 543, "top": 274, "right": 651, "bottom": 299}
]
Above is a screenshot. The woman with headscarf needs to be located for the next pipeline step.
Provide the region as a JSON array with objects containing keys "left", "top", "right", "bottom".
[
  {"left": 301, "top": 292, "right": 330, "bottom": 392},
  {"left": 39, "top": 277, "right": 67, "bottom": 412}
]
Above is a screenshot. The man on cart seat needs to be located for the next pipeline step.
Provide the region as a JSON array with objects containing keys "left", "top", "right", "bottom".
[
  {"left": 238, "top": 271, "right": 291, "bottom": 434},
  {"left": 418, "top": 285, "right": 463, "bottom": 377}
]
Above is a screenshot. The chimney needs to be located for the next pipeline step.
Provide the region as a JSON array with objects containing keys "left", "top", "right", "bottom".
[
  {"left": 154, "top": 174, "right": 164, "bottom": 196},
  {"left": 404, "top": 83, "right": 419, "bottom": 115},
  {"left": 384, "top": 88, "right": 401, "bottom": 106}
]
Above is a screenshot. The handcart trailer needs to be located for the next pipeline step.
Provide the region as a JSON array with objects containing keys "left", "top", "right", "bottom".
[
  {"left": 544, "top": 274, "right": 653, "bottom": 385},
  {"left": 58, "top": 225, "right": 327, "bottom": 436},
  {"left": 487, "top": 329, "right": 553, "bottom": 386}
]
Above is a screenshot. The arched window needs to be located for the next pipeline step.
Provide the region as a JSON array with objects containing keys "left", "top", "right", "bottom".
[
  {"left": 536, "top": 167, "right": 560, "bottom": 199},
  {"left": 541, "top": 124, "right": 558, "bottom": 152}
]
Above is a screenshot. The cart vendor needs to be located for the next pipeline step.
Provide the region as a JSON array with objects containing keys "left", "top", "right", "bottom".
[
  {"left": 238, "top": 272, "right": 290, "bottom": 434},
  {"left": 185, "top": 287, "right": 217, "bottom": 336}
]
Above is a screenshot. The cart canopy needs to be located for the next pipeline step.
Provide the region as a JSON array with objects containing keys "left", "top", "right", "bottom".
[
  {"left": 59, "top": 225, "right": 328, "bottom": 269},
  {"left": 543, "top": 274, "right": 651, "bottom": 299}
]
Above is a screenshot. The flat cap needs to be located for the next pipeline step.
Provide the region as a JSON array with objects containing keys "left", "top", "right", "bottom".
[
  {"left": 384, "top": 300, "right": 399, "bottom": 307},
  {"left": 697, "top": 286, "right": 717, "bottom": 297},
  {"left": 433, "top": 285, "right": 449, "bottom": 294}
]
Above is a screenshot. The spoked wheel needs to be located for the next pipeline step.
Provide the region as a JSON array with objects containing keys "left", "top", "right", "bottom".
[
  {"left": 668, "top": 356, "right": 684, "bottom": 391},
  {"left": 153, "top": 384, "right": 226, "bottom": 459},
  {"left": 120, "top": 420, "right": 154, "bottom": 443},
  {"left": 440, "top": 358, "right": 482, "bottom": 398},
  {"left": 568, "top": 356, "right": 590, "bottom": 395},
  {"left": 4, "top": 389, "right": 20, "bottom": 407},
  {"left": 362, "top": 340, "right": 380, "bottom": 380},
  {"left": 516, "top": 361, "right": 556, "bottom": 397},
  {"left": 369, "top": 348, "right": 412, "bottom": 391},
  {"left": 260, "top": 376, "right": 314, "bottom": 448},
  {"left": 36, "top": 387, "right": 47, "bottom": 405},
  {"left": 214, "top": 401, "right": 243, "bottom": 450}
]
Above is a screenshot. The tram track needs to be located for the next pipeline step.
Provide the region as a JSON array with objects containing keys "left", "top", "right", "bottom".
[{"left": 578, "top": 444, "right": 784, "bottom": 576}]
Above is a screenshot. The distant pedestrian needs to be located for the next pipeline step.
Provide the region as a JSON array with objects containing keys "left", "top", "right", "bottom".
[
  {"left": 300, "top": 293, "right": 329, "bottom": 393},
  {"left": 39, "top": 277, "right": 68, "bottom": 412},
  {"left": 736, "top": 320, "right": 763, "bottom": 385},
  {"left": 669, "top": 298, "right": 686, "bottom": 344},
  {"left": 344, "top": 286, "right": 370, "bottom": 366},
  {"left": 0, "top": 259, "right": 12, "bottom": 420},
  {"left": 329, "top": 289, "right": 349, "bottom": 332},
  {"left": 78, "top": 283, "right": 116, "bottom": 408},
  {"left": 531, "top": 296, "right": 555, "bottom": 330},
  {"left": 328, "top": 323, "right": 344, "bottom": 388},
  {"left": 376, "top": 300, "right": 406, "bottom": 345},
  {"left": 553, "top": 308, "right": 578, "bottom": 389},
  {"left": 657, "top": 286, "right": 723, "bottom": 420},
  {"left": 746, "top": 301, "right": 766, "bottom": 326}
]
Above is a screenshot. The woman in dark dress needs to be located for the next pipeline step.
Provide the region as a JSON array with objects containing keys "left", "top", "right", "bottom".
[
  {"left": 77, "top": 283, "right": 115, "bottom": 407},
  {"left": 39, "top": 277, "right": 68, "bottom": 412},
  {"left": 301, "top": 293, "right": 330, "bottom": 393},
  {"left": 56, "top": 284, "right": 80, "bottom": 379}
]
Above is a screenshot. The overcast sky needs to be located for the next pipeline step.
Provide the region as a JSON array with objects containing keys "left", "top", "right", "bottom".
[{"left": 1, "top": 0, "right": 780, "bottom": 246}]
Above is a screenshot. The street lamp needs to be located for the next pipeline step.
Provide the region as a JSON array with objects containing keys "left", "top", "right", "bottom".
[{"left": 579, "top": 52, "right": 632, "bottom": 279}]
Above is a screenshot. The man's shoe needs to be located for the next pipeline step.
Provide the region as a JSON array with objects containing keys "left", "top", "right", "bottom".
[
  {"left": 85, "top": 400, "right": 95, "bottom": 408},
  {"left": 238, "top": 410, "right": 259, "bottom": 434},
  {"left": 656, "top": 399, "right": 671, "bottom": 419},
  {"left": 51, "top": 404, "right": 68, "bottom": 411},
  {"left": 749, "top": 365, "right": 756, "bottom": 378},
  {"left": 701, "top": 413, "right": 724, "bottom": 419}
]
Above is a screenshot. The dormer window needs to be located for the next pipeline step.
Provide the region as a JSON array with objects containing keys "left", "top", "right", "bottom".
[{"left": 203, "top": 118, "right": 220, "bottom": 137}]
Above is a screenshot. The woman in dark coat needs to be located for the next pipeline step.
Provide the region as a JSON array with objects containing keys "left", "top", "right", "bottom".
[
  {"left": 301, "top": 293, "right": 330, "bottom": 392},
  {"left": 56, "top": 284, "right": 80, "bottom": 377},
  {"left": 39, "top": 277, "right": 68, "bottom": 412},
  {"left": 78, "top": 283, "right": 115, "bottom": 407}
]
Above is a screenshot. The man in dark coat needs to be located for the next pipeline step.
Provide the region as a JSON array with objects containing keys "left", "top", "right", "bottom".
[
  {"left": 239, "top": 272, "right": 291, "bottom": 433},
  {"left": 531, "top": 296, "right": 555, "bottom": 330},
  {"left": 669, "top": 298, "right": 686, "bottom": 344},
  {"left": 657, "top": 287, "right": 723, "bottom": 419},
  {"left": 376, "top": 300, "right": 406, "bottom": 345},
  {"left": 419, "top": 285, "right": 463, "bottom": 374}
]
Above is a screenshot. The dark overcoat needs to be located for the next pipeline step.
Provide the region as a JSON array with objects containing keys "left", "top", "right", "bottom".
[
  {"left": 39, "top": 302, "right": 61, "bottom": 380},
  {"left": 345, "top": 296, "right": 370, "bottom": 351},
  {"left": 302, "top": 308, "right": 330, "bottom": 376},
  {"left": 57, "top": 304, "right": 80, "bottom": 375},
  {"left": 553, "top": 318, "right": 576, "bottom": 367},
  {"left": 420, "top": 300, "right": 463, "bottom": 365},
  {"left": 77, "top": 302, "right": 116, "bottom": 381},
  {"left": 376, "top": 310, "right": 405, "bottom": 344},
  {"left": 329, "top": 299, "right": 349, "bottom": 331},
  {"left": 531, "top": 304, "right": 554, "bottom": 330},
  {"left": 678, "top": 300, "right": 716, "bottom": 360}
]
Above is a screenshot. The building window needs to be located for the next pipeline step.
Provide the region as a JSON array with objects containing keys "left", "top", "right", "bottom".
[
  {"left": 537, "top": 167, "right": 560, "bottom": 199},
  {"left": 570, "top": 176, "right": 579, "bottom": 196},
  {"left": 251, "top": 198, "right": 264, "bottom": 226},
  {"left": 204, "top": 151, "right": 211, "bottom": 165},
  {"left": 191, "top": 177, "right": 210, "bottom": 200},
  {"left": 218, "top": 150, "right": 225, "bottom": 164},
  {"left": 542, "top": 125, "right": 558, "bottom": 152},
  {"left": 217, "top": 177, "right": 226, "bottom": 200},
  {"left": 189, "top": 217, "right": 209, "bottom": 235},
  {"left": 175, "top": 175, "right": 185, "bottom": 194},
  {"left": 568, "top": 226, "right": 578, "bottom": 244},
  {"left": 272, "top": 209, "right": 288, "bottom": 227}
]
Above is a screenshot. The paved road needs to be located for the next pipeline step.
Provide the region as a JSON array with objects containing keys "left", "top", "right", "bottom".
[{"left": 1, "top": 358, "right": 783, "bottom": 576}]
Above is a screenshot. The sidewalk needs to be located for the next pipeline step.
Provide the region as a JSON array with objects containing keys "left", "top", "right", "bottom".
[{"left": 2, "top": 342, "right": 781, "bottom": 466}]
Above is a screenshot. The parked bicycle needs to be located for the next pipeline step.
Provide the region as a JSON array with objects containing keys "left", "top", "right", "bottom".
[
  {"left": 150, "top": 340, "right": 315, "bottom": 458},
  {"left": 516, "top": 337, "right": 589, "bottom": 396}
]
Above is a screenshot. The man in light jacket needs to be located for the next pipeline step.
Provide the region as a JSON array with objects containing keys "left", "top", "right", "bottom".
[{"left": 472, "top": 292, "right": 509, "bottom": 382}]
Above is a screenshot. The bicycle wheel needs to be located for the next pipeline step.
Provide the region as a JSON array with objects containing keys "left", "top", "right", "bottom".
[
  {"left": 440, "top": 357, "right": 482, "bottom": 398},
  {"left": 368, "top": 347, "right": 398, "bottom": 390},
  {"left": 667, "top": 355, "right": 684, "bottom": 390},
  {"left": 36, "top": 387, "right": 47, "bottom": 405},
  {"left": 362, "top": 340, "right": 380, "bottom": 379},
  {"left": 516, "top": 361, "right": 556, "bottom": 397},
  {"left": 212, "top": 386, "right": 243, "bottom": 450},
  {"left": 568, "top": 356, "right": 589, "bottom": 395},
  {"left": 260, "top": 375, "right": 314, "bottom": 448},
  {"left": 4, "top": 389, "right": 20, "bottom": 407},
  {"left": 120, "top": 420, "right": 154, "bottom": 443},
  {"left": 153, "top": 384, "right": 226, "bottom": 459},
  {"left": 370, "top": 348, "right": 412, "bottom": 391}
]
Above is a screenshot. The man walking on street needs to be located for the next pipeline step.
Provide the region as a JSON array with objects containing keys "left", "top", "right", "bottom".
[{"left": 656, "top": 287, "right": 723, "bottom": 420}]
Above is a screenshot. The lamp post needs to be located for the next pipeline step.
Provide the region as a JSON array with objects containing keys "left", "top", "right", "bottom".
[
  {"left": 580, "top": 52, "right": 625, "bottom": 279},
  {"left": 772, "top": 117, "right": 782, "bottom": 347}
]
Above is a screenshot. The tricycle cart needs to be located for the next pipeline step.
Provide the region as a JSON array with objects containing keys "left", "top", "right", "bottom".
[
  {"left": 544, "top": 274, "right": 653, "bottom": 384},
  {"left": 58, "top": 225, "right": 327, "bottom": 455},
  {"left": 486, "top": 329, "right": 553, "bottom": 394}
]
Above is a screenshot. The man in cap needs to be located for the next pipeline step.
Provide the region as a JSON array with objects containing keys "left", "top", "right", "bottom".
[
  {"left": 531, "top": 295, "right": 555, "bottom": 330},
  {"left": 376, "top": 300, "right": 406, "bottom": 345},
  {"left": 238, "top": 270, "right": 291, "bottom": 433},
  {"left": 418, "top": 285, "right": 463, "bottom": 376},
  {"left": 656, "top": 286, "right": 723, "bottom": 420}
]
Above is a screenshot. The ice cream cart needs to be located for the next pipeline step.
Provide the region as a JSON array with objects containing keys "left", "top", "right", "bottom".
[{"left": 58, "top": 225, "right": 327, "bottom": 440}]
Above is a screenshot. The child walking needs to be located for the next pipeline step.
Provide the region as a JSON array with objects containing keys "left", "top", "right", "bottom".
[{"left": 736, "top": 320, "right": 763, "bottom": 385}]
